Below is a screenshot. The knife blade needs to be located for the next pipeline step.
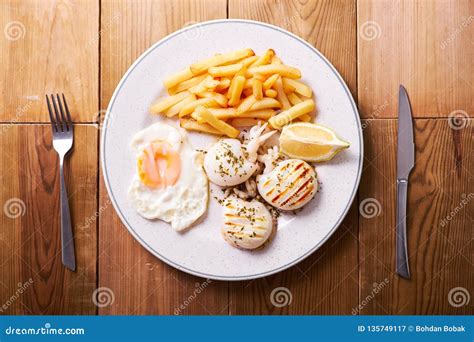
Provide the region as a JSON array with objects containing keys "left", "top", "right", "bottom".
[{"left": 396, "top": 85, "right": 414, "bottom": 279}]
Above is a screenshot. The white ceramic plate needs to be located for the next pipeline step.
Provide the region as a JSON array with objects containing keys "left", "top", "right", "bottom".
[{"left": 101, "top": 20, "right": 363, "bottom": 281}]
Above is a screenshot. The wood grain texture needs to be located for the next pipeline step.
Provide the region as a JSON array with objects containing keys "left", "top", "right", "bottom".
[
  {"left": 359, "top": 119, "right": 473, "bottom": 314},
  {"left": 98, "top": 0, "right": 229, "bottom": 315},
  {"left": 0, "top": 0, "right": 99, "bottom": 122},
  {"left": 100, "top": 0, "right": 228, "bottom": 110},
  {"left": 358, "top": 0, "right": 474, "bottom": 118},
  {"left": 229, "top": 0, "right": 357, "bottom": 98},
  {"left": 0, "top": 125, "right": 97, "bottom": 314},
  {"left": 230, "top": 206, "right": 359, "bottom": 314},
  {"left": 228, "top": 0, "right": 359, "bottom": 314}
]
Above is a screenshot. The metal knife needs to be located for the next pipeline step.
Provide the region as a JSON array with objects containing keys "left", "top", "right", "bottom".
[{"left": 396, "top": 85, "right": 414, "bottom": 279}]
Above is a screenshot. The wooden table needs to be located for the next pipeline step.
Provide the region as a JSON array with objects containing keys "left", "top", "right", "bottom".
[{"left": 0, "top": 0, "right": 472, "bottom": 315}]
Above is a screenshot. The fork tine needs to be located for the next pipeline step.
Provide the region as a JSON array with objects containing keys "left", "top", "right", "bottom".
[
  {"left": 61, "top": 93, "right": 73, "bottom": 129},
  {"left": 51, "top": 94, "right": 65, "bottom": 132},
  {"left": 56, "top": 93, "right": 69, "bottom": 131},
  {"left": 46, "top": 95, "right": 57, "bottom": 132}
]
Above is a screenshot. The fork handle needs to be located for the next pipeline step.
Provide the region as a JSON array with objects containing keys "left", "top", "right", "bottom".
[{"left": 60, "top": 158, "right": 76, "bottom": 271}]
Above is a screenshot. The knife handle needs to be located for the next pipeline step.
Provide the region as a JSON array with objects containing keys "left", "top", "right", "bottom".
[{"left": 396, "top": 179, "right": 410, "bottom": 279}]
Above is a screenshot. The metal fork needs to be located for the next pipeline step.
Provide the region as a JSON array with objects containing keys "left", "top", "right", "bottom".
[{"left": 46, "top": 94, "right": 76, "bottom": 271}]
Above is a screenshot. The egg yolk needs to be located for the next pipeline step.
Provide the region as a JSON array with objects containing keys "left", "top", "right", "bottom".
[{"left": 137, "top": 141, "right": 181, "bottom": 188}]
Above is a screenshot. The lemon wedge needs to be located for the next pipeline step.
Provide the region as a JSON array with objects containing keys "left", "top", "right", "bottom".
[{"left": 279, "top": 123, "right": 350, "bottom": 162}]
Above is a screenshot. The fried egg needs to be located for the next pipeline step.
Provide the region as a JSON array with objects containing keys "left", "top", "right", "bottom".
[
  {"left": 221, "top": 196, "right": 273, "bottom": 249},
  {"left": 256, "top": 159, "right": 317, "bottom": 210},
  {"left": 128, "top": 123, "right": 208, "bottom": 231},
  {"left": 204, "top": 139, "right": 257, "bottom": 187}
]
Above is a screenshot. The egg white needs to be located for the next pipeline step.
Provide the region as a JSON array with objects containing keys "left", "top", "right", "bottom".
[{"left": 128, "top": 123, "right": 208, "bottom": 231}]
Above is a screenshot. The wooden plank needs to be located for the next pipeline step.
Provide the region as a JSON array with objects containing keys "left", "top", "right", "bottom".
[
  {"left": 98, "top": 0, "right": 229, "bottom": 315},
  {"left": 359, "top": 119, "right": 473, "bottom": 314},
  {"left": 229, "top": 0, "right": 357, "bottom": 98},
  {"left": 0, "top": 125, "right": 98, "bottom": 314},
  {"left": 229, "top": 206, "right": 359, "bottom": 314},
  {"left": 228, "top": 0, "right": 359, "bottom": 314},
  {"left": 0, "top": 0, "right": 99, "bottom": 122},
  {"left": 358, "top": 0, "right": 474, "bottom": 118}
]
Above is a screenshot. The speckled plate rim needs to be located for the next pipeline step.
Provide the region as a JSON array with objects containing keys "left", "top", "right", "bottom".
[{"left": 101, "top": 19, "right": 364, "bottom": 281}]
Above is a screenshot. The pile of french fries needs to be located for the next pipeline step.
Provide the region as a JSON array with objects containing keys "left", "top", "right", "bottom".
[{"left": 150, "top": 48, "right": 316, "bottom": 137}]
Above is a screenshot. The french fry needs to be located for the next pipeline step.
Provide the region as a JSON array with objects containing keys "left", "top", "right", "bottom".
[
  {"left": 249, "top": 49, "right": 275, "bottom": 68},
  {"left": 192, "top": 111, "right": 229, "bottom": 124},
  {"left": 298, "top": 114, "right": 312, "bottom": 122},
  {"left": 209, "top": 108, "right": 275, "bottom": 120},
  {"left": 164, "top": 94, "right": 197, "bottom": 117},
  {"left": 228, "top": 75, "right": 245, "bottom": 106},
  {"left": 190, "top": 49, "right": 254, "bottom": 75},
  {"left": 198, "top": 91, "right": 228, "bottom": 107},
  {"left": 215, "top": 78, "right": 231, "bottom": 92},
  {"left": 196, "top": 106, "right": 240, "bottom": 138},
  {"left": 179, "top": 98, "right": 218, "bottom": 117},
  {"left": 242, "top": 88, "right": 254, "bottom": 97},
  {"left": 282, "top": 81, "right": 295, "bottom": 93},
  {"left": 150, "top": 91, "right": 191, "bottom": 114},
  {"left": 240, "top": 55, "right": 259, "bottom": 67},
  {"left": 163, "top": 68, "right": 194, "bottom": 89},
  {"left": 189, "top": 75, "right": 219, "bottom": 94},
  {"left": 252, "top": 74, "right": 264, "bottom": 100},
  {"left": 180, "top": 118, "right": 222, "bottom": 135},
  {"left": 168, "top": 75, "right": 207, "bottom": 95},
  {"left": 231, "top": 118, "right": 265, "bottom": 127},
  {"left": 263, "top": 74, "right": 279, "bottom": 90},
  {"left": 274, "top": 76, "right": 291, "bottom": 110},
  {"left": 282, "top": 78, "right": 312, "bottom": 98},
  {"left": 287, "top": 92, "right": 303, "bottom": 106},
  {"left": 238, "top": 108, "right": 275, "bottom": 120},
  {"left": 247, "top": 64, "right": 301, "bottom": 79},
  {"left": 190, "top": 111, "right": 202, "bottom": 122},
  {"left": 250, "top": 97, "right": 282, "bottom": 111},
  {"left": 156, "top": 49, "right": 316, "bottom": 136},
  {"left": 269, "top": 99, "right": 315, "bottom": 129},
  {"left": 265, "top": 89, "right": 278, "bottom": 98},
  {"left": 271, "top": 55, "right": 283, "bottom": 64},
  {"left": 243, "top": 78, "right": 253, "bottom": 89},
  {"left": 208, "top": 107, "right": 237, "bottom": 119},
  {"left": 208, "top": 63, "right": 244, "bottom": 77},
  {"left": 237, "top": 95, "right": 257, "bottom": 114},
  {"left": 235, "top": 64, "right": 247, "bottom": 78}
]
